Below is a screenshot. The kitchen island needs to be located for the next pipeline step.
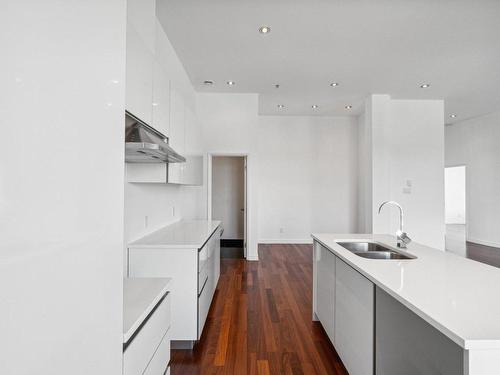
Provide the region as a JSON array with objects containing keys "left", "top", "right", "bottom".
[{"left": 312, "top": 233, "right": 500, "bottom": 375}]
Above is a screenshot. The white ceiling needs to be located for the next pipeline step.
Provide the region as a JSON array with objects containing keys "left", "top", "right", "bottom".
[{"left": 158, "top": 0, "right": 500, "bottom": 123}]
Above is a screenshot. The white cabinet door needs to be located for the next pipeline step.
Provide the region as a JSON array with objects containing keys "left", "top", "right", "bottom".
[
  {"left": 126, "top": 23, "right": 153, "bottom": 124},
  {"left": 127, "top": 0, "right": 155, "bottom": 52},
  {"left": 315, "top": 243, "right": 336, "bottom": 344},
  {"left": 335, "top": 258, "right": 374, "bottom": 375},
  {"left": 152, "top": 61, "right": 170, "bottom": 136},
  {"left": 213, "top": 228, "right": 221, "bottom": 286},
  {"left": 168, "top": 86, "right": 185, "bottom": 154},
  {"left": 167, "top": 86, "right": 185, "bottom": 184}
]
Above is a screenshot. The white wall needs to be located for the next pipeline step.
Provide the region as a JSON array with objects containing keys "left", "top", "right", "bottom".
[
  {"left": 356, "top": 111, "right": 373, "bottom": 233},
  {"left": 445, "top": 166, "right": 466, "bottom": 224},
  {"left": 446, "top": 111, "right": 500, "bottom": 247},
  {"left": 197, "top": 92, "right": 359, "bottom": 257},
  {"left": 212, "top": 157, "right": 245, "bottom": 240},
  {"left": 198, "top": 93, "right": 260, "bottom": 259},
  {"left": 364, "top": 95, "right": 445, "bottom": 250},
  {"left": 257, "top": 116, "right": 358, "bottom": 242},
  {"left": 0, "top": 1, "right": 126, "bottom": 374}
]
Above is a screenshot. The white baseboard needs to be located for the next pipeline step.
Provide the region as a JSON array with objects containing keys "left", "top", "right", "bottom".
[
  {"left": 258, "top": 238, "right": 313, "bottom": 245},
  {"left": 246, "top": 255, "right": 259, "bottom": 261},
  {"left": 467, "top": 237, "right": 500, "bottom": 249}
]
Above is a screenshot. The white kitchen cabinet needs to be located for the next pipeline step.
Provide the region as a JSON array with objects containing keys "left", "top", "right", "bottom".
[
  {"left": 126, "top": 23, "right": 154, "bottom": 124},
  {"left": 128, "top": 222, "right": 221, "bottom": 344},
  {"left": 335, "top": 258, "right": 374, "bottom": 375},
  {"left": 168, "top": 85, "right": 185, "bottom": 154},
  {"left": 126, "top": 163, "right": 167, "bottom": 183},
  {"left": 152, "top": 60, "right": 170, "bottom": 137},
  {"left": 123, "top": 278, "right": 171, "bottom": 375},
  {"left": 314, "top": 242, "right": 336, "bottom": 344},
  {"left": 127, "top": 0, "right": 156, "bottom": 53}
]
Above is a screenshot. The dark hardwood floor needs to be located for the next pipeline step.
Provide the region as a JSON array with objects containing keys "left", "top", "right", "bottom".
[
  {"left": 171, "top": 244, "right": 348, "bottom": 375},
  {"left": 467, "top": 241, "right": 500, "bottom": 268}
]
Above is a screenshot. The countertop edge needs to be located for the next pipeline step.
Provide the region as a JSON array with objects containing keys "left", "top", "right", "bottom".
[
  {"left": 311, "top": 234, "right": 500, "bottom": 350},
  {"left": 123, "top": 278, "right": 172, "bottom": 344},
  {"left": 128, "top": 220, "right": 221, "bottom": 250}
]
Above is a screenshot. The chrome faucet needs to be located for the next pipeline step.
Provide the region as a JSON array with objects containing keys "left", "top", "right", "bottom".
[{"left": 378, "top": 201, "right": 412, "bottom": 249}]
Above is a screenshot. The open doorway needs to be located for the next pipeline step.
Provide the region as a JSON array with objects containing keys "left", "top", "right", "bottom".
[
  {"left": 445, "top": 165, "right": 466, "bottom": 256},
  {"left": 209, "top": 155, "right": 247, "bottom": 259}
]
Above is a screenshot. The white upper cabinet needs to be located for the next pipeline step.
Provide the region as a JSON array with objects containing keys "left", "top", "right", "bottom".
[
  {"left": 127, "top": 0, "right": 156, "bottom": 52},
  {"left": 126, "top": 24, "right": 154, "bottom": 124},
  {"left": 152, "top": 61, "right": 170, "bottom": 136},
  {"left": 169, "top": 85, "right": 185, "bottom": 155}
]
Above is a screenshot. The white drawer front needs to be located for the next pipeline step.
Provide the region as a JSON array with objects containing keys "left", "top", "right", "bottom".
[
  {"left": 124, "top": 293, "right": 171, "bottom": 375},
  {"left": 198, "top": 263, "right": 209, "bottom": 294},
  {"left": 198, "top": 244, "right": 208, "bottom": 273},
  {"left": 143, "top": 328, "right": 171, "bottom": 375},
  {"left": 198, "top": 279, "right": 211, "bottom": 339}
]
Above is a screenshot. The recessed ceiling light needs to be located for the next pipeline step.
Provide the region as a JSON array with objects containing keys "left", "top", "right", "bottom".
[
  {"left": 203, "top": 80, "right": 214, "bottom": 86},
  {"left": 420, "top": 83, "right": 431, "bottom": 88},
  {"left": 259, "top": 26, "right": 271, "bottom": 34},
  {"left": 345, "top": 105, "right": 352, "bottom": 110},
  {"left": 449, "top": 114, "right": 457, "bottom": 118},
  {"left": 226, "top": 81, "right": 235, "bottom": 86},
  {"left": 274, "top": 84, "right": 280, "bottom": 89},
  {"left": 330, "top": 82, "right": 339, "bottom": 87},
  {"left": 277, "top": 104, "right": 284, "bottom": 109},
  {"left": 312, "top": 105, "right": 319, "bottom": 109}
]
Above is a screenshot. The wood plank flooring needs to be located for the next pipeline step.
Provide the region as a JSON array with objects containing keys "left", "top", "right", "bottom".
[{"left": 170, "top": 244, "right": 348, "bottom": 375}]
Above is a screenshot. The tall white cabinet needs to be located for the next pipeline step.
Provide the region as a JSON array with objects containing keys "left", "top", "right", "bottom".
[{"left": 125, "top": 0, "right": 203, "bottom": 186}]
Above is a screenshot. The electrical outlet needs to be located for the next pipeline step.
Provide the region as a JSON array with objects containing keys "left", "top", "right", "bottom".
[
  {"left": 172, "top": 206, "right": 175, "bottom": 217},
  {"left": 280, "top": 227, "right": 285, "bottom": 234},
  {"left": 144, "top": 215, "right": 149, "bottom": 228}
]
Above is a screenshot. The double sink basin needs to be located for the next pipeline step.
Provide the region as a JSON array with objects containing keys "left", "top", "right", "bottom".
[{"left": 337, "top": 242, "right": 416, "bottom": 260}]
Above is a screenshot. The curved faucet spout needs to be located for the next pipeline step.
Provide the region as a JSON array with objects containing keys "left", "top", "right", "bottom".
[{"left": 378, "top": 200, "right": 411, "bottom": 248}]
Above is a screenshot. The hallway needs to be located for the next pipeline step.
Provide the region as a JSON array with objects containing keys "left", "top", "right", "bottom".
[{"left": 171, "top": 244, "right": 348, "bottom": 374}]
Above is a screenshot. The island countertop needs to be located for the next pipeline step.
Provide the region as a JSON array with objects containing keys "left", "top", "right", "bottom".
[
  {"left": 128, "top": 220, "right": 221, "bottom": 250},
  {"left": 311, "top": 233, "right": 500, "bottom": 350}
]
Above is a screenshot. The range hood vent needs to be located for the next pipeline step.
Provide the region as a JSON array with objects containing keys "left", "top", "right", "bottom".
[{"left": 125, "top": 111, "right": 185, "bottom": 163}]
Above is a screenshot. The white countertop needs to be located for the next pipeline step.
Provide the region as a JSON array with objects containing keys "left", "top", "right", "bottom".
[
  {"left": 312, "top": 233, "right": 500, "bottom": 350},
  {"left": 123, "top": 277, "right": 172, "bottom": 343},
  {"left": 128, "top": 220, "right": 221, "bottom": 250}
]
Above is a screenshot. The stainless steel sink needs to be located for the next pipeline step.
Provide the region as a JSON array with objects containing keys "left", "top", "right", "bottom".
[{"left": 337, "top": 242, "right": 416, "bottom": 260}]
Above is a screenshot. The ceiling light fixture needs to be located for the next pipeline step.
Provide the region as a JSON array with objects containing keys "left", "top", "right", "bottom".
[
  {"left": 312, "top": 105, "right": 319, "bottom": 109},
  {"left": 203, "top": 80, "right": 214, "bottom": 86},
  {"left": 226, "top": 81, "right": 235, "bottom": 86},
  {"left": 449, "top": 114, "right": 457, "bottom": 118},
  {"left": 330, "top": 82, "right": 339, "bottom": 87},
  {"left": 259, "top": 26, "right": 271, "bottom": 34},
  {"left": 277, "top": 104, "right": 284, "bottom": 109},
  {"left": 420, "top": 83, "right": 431, "bottom": 88},
  {"left": 345, "top": 105, "right": 352, "bottom": 110},
  {"left": 275, "top": 84, "right": 280, "bottom": 89}
]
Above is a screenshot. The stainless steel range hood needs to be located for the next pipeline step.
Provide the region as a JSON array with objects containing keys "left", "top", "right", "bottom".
[{"left": 125, "top": 111, "right": 185, "bottom": 163}]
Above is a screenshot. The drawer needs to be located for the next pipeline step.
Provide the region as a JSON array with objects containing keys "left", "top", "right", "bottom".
[
  {"left": 198, "top": 263, "right": 209, "bottom": 294},
  {"left": 198, "top": 243, "right": 208, "bottom": 273},
  {"left": 198, "top": 277, "right": 211, "bottom": 339},
  {"left": 124, "top": 293, "right": 171, "bottom": 375},
  {"left": 143, "top": 328, "right": 171, "bottom": 375}
]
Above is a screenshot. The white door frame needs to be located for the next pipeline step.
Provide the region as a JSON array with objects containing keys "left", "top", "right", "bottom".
[{"left": 207, "top": 153, "right": 248, "bottom": 258}]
